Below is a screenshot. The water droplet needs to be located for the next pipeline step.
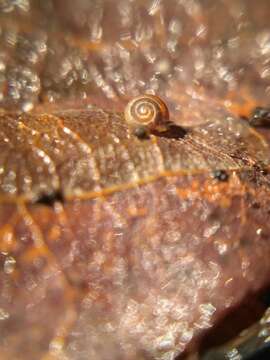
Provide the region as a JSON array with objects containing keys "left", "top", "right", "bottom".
[
  {"left": 22, "top": 101, "right": 34, "bottom": 112},
  {"left": 49, "top": 338, "right": 64, "bottom": 353},
  {"left": 4, "top": 256, "right": 16, "bottom": 274},
  {"left": 0, "top": 308, "right": 9, "bottom": 320},
  {"left": 214, "top": 240, "right": 228, "bottom": 255},
  {"left": 225, "top": 348, "right": 242, "bottom": 360}
]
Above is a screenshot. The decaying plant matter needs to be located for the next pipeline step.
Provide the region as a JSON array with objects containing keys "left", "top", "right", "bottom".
[{"left": 1, "top": 1, "right": 270, "bottom": 359}]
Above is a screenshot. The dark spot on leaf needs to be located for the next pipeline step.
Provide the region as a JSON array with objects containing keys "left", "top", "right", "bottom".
[
  {"left": 253, "top": 162, "right": 268, "bottom": 176},
  {"left": 35, "top": 190, "right": 64, "bottom": 207},
  {"left": 240, "top": 236, "right": 251, "bottom": 246},
  {"left": 212, "top": 170, "right": 229, "bottom": 182},
  {"left": 251, "top": 201, "right": 261, "bottom": 209},
  {"left": 249, "top": 106, "right": 270, "bottom": 127}
]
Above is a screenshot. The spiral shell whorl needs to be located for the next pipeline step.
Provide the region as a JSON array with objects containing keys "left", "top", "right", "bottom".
[{"left": 125, "top": 95, "right": 169, "bottom": 132}]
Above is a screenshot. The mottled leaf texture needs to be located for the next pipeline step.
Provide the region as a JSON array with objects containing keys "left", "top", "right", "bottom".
[{"left": 1, "top": 1, "right": 270, "bottom": 360}]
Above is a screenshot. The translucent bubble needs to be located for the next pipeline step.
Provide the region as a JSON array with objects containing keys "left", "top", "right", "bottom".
[
  {"left": 0, "top": 308, "right": 9, "bottom": 320},
  {"left": 4, "top": 256, "right": 16, "bottom": 274}
]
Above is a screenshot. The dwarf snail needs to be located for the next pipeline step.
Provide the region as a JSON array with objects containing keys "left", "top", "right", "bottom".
[{"left": 124, "top": 95, "right": 170, "bottom": 135}]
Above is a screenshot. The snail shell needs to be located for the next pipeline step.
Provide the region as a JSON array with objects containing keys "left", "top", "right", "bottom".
[{"left": 124, "top": 95, "right": 170, "bottom": 133}]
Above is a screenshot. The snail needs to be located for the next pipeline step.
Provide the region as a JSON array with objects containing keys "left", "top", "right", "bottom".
[{"left": 124, "top": 95, "right": 170, "bottom": 137}]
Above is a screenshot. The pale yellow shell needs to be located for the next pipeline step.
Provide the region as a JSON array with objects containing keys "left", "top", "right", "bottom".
[{"left": 124, "top": 95, "right": 169, "bottom": 132}]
